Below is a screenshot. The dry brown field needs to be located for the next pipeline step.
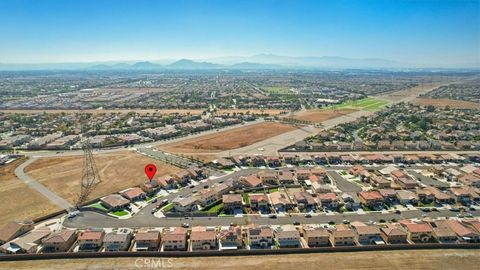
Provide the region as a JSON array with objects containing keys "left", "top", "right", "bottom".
[
  {"left": 290, "top": 108, "right": 358, "bottom": 123},
  {"left": 1, "top": 249, "right": 478, "bottom": 270},
  {"left": 414, "top": 98, "right": 480, "bottom": 109},
  {"left": 0, "top": 158, "right": 60, "bottom": 227},
  {"left": 158, "top": 122, "right": 297, "bottom": 154},
  {"left": 24, "top": 151, "right": 182, "bottom": 204}
]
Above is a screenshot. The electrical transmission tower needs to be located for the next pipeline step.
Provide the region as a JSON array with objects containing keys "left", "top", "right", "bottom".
[
  {"left": 75, "top": 110, "right": 102, "bottom": 207},
  {"left": 76, "top": 137, "right": 102, "bottom": 207}
]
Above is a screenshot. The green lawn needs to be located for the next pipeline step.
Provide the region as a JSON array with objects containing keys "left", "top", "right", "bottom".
[
  {"left": 89, "top": 202, "right": 108, "bottom": 212},
  {"left": 418, "top": 201, "right": 434, "bottom": 207},
  {"left": 332, "top": 97, "right": 388, "bottom": 111},
  {"left": 200, "top": 201, "right": 224, "bottom": 213},
  {"left": 110, "top": 210, "right": 129, "bottom": 216},
  {"left": 243, "top": 193, "right": 250, "bottom": 204},
  {"left": 267, "top": 187, "right": 279, "bottom": 193},
  {"left": 162, "top": 203, "right": 173, "bottom": 212}
]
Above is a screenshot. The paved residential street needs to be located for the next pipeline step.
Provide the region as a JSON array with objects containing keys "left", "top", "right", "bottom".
[
  {"left": 14, "top": 158, "right": 73, "bottom": 210},
  {"left": 63, "top": 208, "right": 474, "bottom": 229},
  {"left": 327, "top": 171, "right": 362, "bottom": 192}
]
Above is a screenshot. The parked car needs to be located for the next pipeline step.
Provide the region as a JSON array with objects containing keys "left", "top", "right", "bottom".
[{"left": 181, "top": 223, "right": 190, "bottom": 228}]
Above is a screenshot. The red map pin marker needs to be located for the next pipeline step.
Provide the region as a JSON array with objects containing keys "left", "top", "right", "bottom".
[{"left": 145, "top": 164, "right": 157, "bottom": 182}]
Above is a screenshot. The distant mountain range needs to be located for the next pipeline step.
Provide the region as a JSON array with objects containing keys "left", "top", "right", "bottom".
[
  {"left": 1, "top": 54, "right": 478, "bottom": 70},
  {"left": 88, "top": 58, "right": 284, "bottom": 70}
]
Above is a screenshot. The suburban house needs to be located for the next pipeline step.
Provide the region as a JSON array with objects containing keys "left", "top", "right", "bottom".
[
  {"left": 120, "top": 187, "right": 146, "bottom": 202},
  {"left": 251, "top": 155, "right": 266, "bottom": 167},
  {"left": 295, "top": 168, "right": 311, "bottom": 181},
  {"left": 371, "top": 176, "right": 391, "bottom": 188},
  {"left": 378, "top": 188, "right": 397, "bottom": 202},
  {"left": 198, "top": 189, "right": 219, "bottom": 206},
  {"left": 380, "top": 224, "right": 407, "bottom": 244},
  {"left": 246, "top": 224, "right": 274, "bottom": 249},
  {"left": 258, "top": 171, "right": 278, "bottom": 185},
  {"left": 156, "top": 175, "right": 176, "bottom": 189},
  {"left": 301, "top": 226, "right": 330, "bottom": 247},
  {"left": 77, "top": 230, "right": 105, "bottom": 252},
  {"left": 0, "top": 229, "right": 50, "bottom": 254},
  {"left": 41, "top": 229, "right": 77, "bottom": 253},
  {"left": 459, "top": 173, "right": 480, "bottom": 188},
  {"left": 269, "top": 190, "right": 295, "bottom": 212},
  {"left": 172, "top": 196, "right": 199, "bottom": 212},
  {"left": 103, "top": 229, "right": 132, "bottom": 251},
  {"left": 342, "top": 192, "right": 361, "bottom": 210},
  {"left": 222, "top": 194, "right": 243, "bottom": 214},
  {"left": 293, "top": 192, "right": 318, "bottom": 211},
  {"left": 275, "top": 225, "right": 301, "bottom": 248},
  {"left": 462, "top": 219, "right": 480, "bottom": 234},
  {"left": 400, "top": 221, "right": 433, "bottom": 243},
  {"left": 266, "top": 156, "right": 281, "bottom": 167},
  {"left": 318, "top": 193, "right": 339, "bottom": 209},
  {"left": 330, "top": 225, "right": 356, "bottom": 246},
  {"left": 436, "top": 220, "right": 480, "bottom": 243},
  {"left": 432, "top": 225, "right": 458, "bottom": 243},
  {"left": 391, "top": 170, "right": 418, "bottom": 189},
  {"left": 396, "top": 190, "right": 419, "bottom": 205},
  {"left": 358, "top": 190, "right": 384, "bottom": 209},
  {"left": 189, "top": 227, "right": 217, "bottom": 250},
  {"left": 277, "top": 170, "right": 296, "bottom": 185},
  {"left": 311, "top": 182, "right": 332, "bottom": 193},
  {"left": 134, "top": 230, "right": 161, "bottom": 251},
  {"left": 0, "top": 221, "right": 34, "bottom": 245},
  {"left": 421, "top": 186, "right": 454, "bottom": 204},
  {"left": 100, "top": 194, "right": 130, "bottom": 211},
  {"left": 173, "top": 170, "right": 191, "bottom": 185},
  {"left": 249, "top": 193, "right": 270, "bottom": 211},
  {"left": 351, "top": 222, "right": 383, "bottom": 245},
  {"left": 218, "top": 226, "right": 243, "bottom": 250},
  {"left": 161, "top": 227, "right": 188, "bottom": 251},
  {"left": 239, "top": 175, "right": 262, "bottom": 188},
  {"left": 282, "top": 154, "right": 298, "bottom": 165}
]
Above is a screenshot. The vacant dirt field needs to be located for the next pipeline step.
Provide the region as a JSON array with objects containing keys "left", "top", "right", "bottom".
[
  {"left": 158, "top": 122, "right": 297, "bottom": 154},
  {"left": 290, "top": 108, "right": 358, "bottom": 123},
  {"left": 414, "top": 98, "right": 480, "bottom": 109},
  {"left": 0, "top": 158, "right": 60, "bottom": 227},
  {"left": 0, "top": 108, "right": 287, "bottom": 116},
  {"left": 25, "top": 151, "right": 182, "bottom": 204},
  {"left": 2, "top": 249, "right": 478, "bottom": 270}
]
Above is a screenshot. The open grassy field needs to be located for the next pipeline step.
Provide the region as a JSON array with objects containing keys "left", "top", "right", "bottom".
[
  {"left": 24, "top": 151, "right": 182, "bottom": 204},
  {"left": 414, "top": 98, "right": 480, "bottom": 109},
  {"left": 290, "top": 108, "right": 358, "bottom": 123},
  {"left": 263, "top": 86, "right": 296, "bottom": 95},
  {"left": 0, "top": 158, "right": 61, "bottom": 227},
  {"left": 0, "top": 108, "right": 287, "bottom": 116},
  {"left": 333, "top": 97, "right": 389, "bottom": 111},
  {"left": 158, "top": 122, "right": 298, "bottom": 154},
  {"left": 1, "top": 249, "right": 478, "bottom": 270}
]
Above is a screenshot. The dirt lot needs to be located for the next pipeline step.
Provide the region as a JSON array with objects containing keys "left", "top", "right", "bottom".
[
  {"left": 414, "top": 98, "right": 480, "bottom": 109},
  {"left": 0, "top": 158, "right": 60, "bottom": 227},
  {"left": 158, "top": 122, "right": 297, "bottom": 154},
  {"left": 1, "top": 249, "right": 478, "bottom": 270},
  {"left": 25, "top": 151, "right": 182, "bottom": 204},
  {"left": 0, "top": 108, "right": 287, "bottom": 116},
  {"left": 290, "top": 108, "right": 358, "bottom": 123}
]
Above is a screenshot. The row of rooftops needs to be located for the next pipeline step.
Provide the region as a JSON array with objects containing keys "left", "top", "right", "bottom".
[
  {"left": 228, "top": 152, "right": 479, "bottom": 168},
  {"left": 1, "top": 217, "right": 479, "bottom": 254}
]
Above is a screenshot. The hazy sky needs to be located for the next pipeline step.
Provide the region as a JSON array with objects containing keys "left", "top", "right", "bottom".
[{"left": 0, "top": 0, "right": 479, "bottom": 67}]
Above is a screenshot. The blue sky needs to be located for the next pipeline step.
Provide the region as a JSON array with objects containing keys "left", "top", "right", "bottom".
[{"left": 0, "top": 0, "right": 479, "bottom": 67}]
